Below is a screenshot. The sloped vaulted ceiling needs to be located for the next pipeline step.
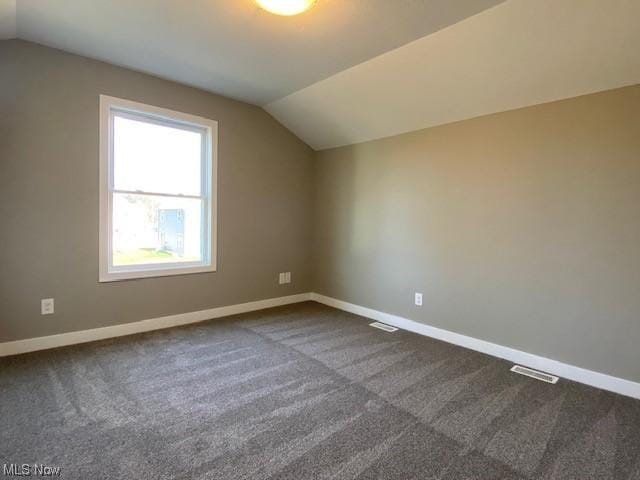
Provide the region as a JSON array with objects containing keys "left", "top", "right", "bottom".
[
  {"left": 3, "top": 0, "right": 640, "bottom": 150},
  {"left": 266, "top": 0, "right": 640, "bottom": 150},
  {"left": 4, "top": 0, "right": 505, "bottom": 104}
]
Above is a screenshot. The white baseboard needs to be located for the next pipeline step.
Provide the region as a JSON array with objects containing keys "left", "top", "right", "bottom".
[
  {"left": 3, "top": 290, "right": 638, "bottom": 400},
  {"left": 310, "top": 293, "right": 640, "bottom": 400},
  {"left": 0, "top": 293, "right": 312, "bottom": 357}
]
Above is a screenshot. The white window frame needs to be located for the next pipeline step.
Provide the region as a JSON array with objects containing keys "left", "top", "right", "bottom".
[{"left": 99, "top": 95, "right": 217, "bottom": 282}]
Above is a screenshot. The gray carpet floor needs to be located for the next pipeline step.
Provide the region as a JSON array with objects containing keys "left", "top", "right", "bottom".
[{"left": 1, "top": 301, "right": 640, "bottom": 479}]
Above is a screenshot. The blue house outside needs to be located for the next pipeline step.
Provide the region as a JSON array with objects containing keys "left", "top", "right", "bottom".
[{"left": 158, "top": 209, "right": 185, "bottom": 256}]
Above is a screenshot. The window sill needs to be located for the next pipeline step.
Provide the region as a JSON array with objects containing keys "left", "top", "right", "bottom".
[{"left": 99, "top": 264, "right": 216, "bottom": 282}]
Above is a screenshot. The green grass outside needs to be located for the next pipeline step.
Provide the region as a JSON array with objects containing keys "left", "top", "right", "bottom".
[{"left": 113, "top": 248, "right": 179, "bottom": 265}]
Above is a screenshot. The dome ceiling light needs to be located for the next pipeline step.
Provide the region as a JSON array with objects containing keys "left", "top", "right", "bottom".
[{"left": 255, "top": 0, "right": 316, "bottom": 16}]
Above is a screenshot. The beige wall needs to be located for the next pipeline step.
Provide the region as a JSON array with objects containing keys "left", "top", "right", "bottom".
[
  {"left": 314, "top": 85, "right": 640, "bottom": 383},
  {"left": 2, "top": 40, "right": 639, "bottom": 385},
  {"left": 0, "top": 40, "right": 314, "bottom": 342}
]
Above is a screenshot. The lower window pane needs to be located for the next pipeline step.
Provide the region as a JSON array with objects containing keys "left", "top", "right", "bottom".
[{"left": 112, "top": 193, "right": 204, "bottom": 266}]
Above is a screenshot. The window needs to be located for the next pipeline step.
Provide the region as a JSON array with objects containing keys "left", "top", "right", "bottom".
[{"left": 99, "top": 95, "right": 217, "bottom": 281}]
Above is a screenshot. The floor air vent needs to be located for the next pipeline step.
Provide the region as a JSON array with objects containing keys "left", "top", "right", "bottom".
[
  {"left": 510, "top": 365, "right": 559, "bottom": 384},
  {"left": 369, "top": 322, "right": 398, "bottom": 332}
]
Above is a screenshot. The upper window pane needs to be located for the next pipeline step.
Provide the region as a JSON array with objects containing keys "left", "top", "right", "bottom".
[{"left": 113, "top": 113, "right": 203, "bottom": 196}]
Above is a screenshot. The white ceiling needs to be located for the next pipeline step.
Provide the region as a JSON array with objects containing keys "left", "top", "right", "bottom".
[
  {"left": 9, "top": 0, "right": 504, "bottom": 105},
  {"left": 4, "top": 0, "right": 640, "bottom": 150},
  {"left": 266, "top": 0, "right": 640, "bottom": 150}
]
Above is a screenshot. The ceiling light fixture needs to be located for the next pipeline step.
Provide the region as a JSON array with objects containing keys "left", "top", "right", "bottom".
[{"left": 255, "top": 0, "right": 316, "bottom": 16}]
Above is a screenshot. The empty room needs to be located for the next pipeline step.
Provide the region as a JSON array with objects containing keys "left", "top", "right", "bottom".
[{"left": 1, "top": 0, "right": 639, "bottom": 478}]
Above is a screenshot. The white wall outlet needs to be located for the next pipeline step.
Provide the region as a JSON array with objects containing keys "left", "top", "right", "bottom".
[
  {"left": 41, "top": 298, "right": 55, "bottom": 315},
  {"left": 414, "top": 292, "right": 423, "bottom": 306},
  {"left": 279, "top": 272, "right": 292, "bottom": 284}
]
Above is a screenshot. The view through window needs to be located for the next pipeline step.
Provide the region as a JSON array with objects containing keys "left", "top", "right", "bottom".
[{"left": 100, "top": 96, "right": 217, "bottom": 281}]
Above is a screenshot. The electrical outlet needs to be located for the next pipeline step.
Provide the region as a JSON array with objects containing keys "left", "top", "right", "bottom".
[
  {"left": 41, "top": 298, "right": 55, "bottom": 315},
  {"left": 414, "top": 292, "right": 423, "bottom": 306},
  {"left": 279, "top": 272, "right": 291, "bottom": 284}
]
